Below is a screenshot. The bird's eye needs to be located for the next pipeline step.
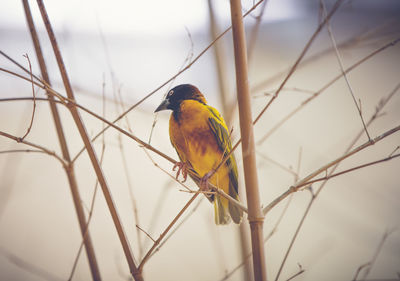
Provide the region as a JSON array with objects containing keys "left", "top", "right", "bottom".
[{"left": 167, "top": 90, "right": 174, "bottom": 98}]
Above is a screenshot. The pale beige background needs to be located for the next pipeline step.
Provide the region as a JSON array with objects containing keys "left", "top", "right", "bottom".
[{"left": 0, "top": 1, "right": 399, "bottom": 281}]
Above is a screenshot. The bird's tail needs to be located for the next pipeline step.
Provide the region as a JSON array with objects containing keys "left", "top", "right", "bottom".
[{"left": 214, "top": 195, "right": 243, "bottom": 225}]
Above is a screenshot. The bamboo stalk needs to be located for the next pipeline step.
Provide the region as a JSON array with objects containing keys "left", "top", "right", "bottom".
[
  {"left": 229, "top": 0, "right": 266, "bottom": 280},
  {"left": 35, "top": 1, "right": 142, "bottom": 280},
  {"left": 21, "top": 1, "right": 102, "bottom": 280}
]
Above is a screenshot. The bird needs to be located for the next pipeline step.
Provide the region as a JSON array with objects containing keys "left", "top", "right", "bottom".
[{"left": 155, "top": 84, "right": 243, "bottom": 225}]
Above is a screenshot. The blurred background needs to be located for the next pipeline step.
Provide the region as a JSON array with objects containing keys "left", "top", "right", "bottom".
[{"left": 1, "top": 0, "right": 400, "bottom": 280}]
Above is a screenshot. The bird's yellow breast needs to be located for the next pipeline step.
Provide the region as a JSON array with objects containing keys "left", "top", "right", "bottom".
[{"left": 169, "top": 100, "right": 228, "bottom": 183}]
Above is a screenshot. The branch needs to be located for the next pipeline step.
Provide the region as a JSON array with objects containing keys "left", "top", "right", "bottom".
[
  {"left": 22, "top": 0, "right": 102, "bottom": 279},
  {"left": 252, "top": 0, "right": 345, "bottom": 125},
  {"left": 20, "top": 54, "right": 37, "bottom": 141},
  {"left": 297, "top": 152, "right": 400, "bottom": 188},
  {"left": 352, "top": 229, "right": 395, "bottom": 281},
  {"left": 72, "top": 0, "right": 266, "bottom": 161},
  {"left": 0, "top": 130, "right": 66, "bottom": 166},
  {"left": 272, "top": 81, "right": 400, "bottom": 281},
  {"left": 257, "top": 37, "right": 400, "bottom": 144},
  {"left": 321, "top": 0, "right": 371, "bottom": 140},
  {"left": 35, "top": 0, "right": 141, "bottom": 279},
  {"left": 263, "top": 124, "right": 400, "bottom": 215},
  {"left": 0, "top": 247, "right": 64, "bottom": 281}
]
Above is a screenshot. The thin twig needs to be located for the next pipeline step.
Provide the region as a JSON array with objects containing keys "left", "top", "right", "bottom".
[
  {"left": 148, "top": 198, "right": 204, "bottom": 260},
  {"left": 263, "top": 124, "right": 400, "bottom": 216},
  {"left": 285, "top": 264, "right": 305, "bottom": 281},
  {"left": 207, "top": 0, "right": 230, "bottom": 123},
  {"left": 35, "top": 1, "right": 141, "bottom": 279},
  {"left": 257, "top": 37, "right": 400, "bottom": 144},
  {"left": 352, "top": 229, "right": 395, "bottom": 281},
  {"left": 136, "top": 225, "right": 156, "bottom": 243},
  {"left": 22, "top": 1, "right": 102, "bottom": 279},
  {"left": 0, "top": 130, "right": 66, "bottom": 166},
  {"left": 67, "top": 78, "right": 108, "bottom": 281},
  {"left": 296, "top": 153, "right": 400, "bottom": 188},
  {"left": 250, "top": 19, "right": 397, "bottom": 94},
  {"left": 71, "top": 0, "right": 266, "bottom": 161},
  {"left": 0, "top": 149, "right": 45, "bottom": 154},
  {"left": 0, "top": 247, "right": 64, "bottom": 281},
  {"left": 253, "top": 0, "right": 345, "bottom": 125},
  {"left": 138, "top": 192, "right": 200, "bottom": 270},
  {"left": 0, "top": 97, "right": 62, "bottom": 104},
  {"left": 272, "top": 82, "right": 400, "bottom": 281},
  {"left": 321, "top": 0, "right": 371, "bottom": 140},
  {"left": 20, "top": 54, "right": 36, "bottom": 141},
  {"left": 247, "top": 0, "right": 269, "bottom": 64}
]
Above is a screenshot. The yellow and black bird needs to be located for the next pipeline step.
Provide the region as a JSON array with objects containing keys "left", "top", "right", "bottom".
[{"left": 155, "top": 84, "right": 243, "bottom": 225}]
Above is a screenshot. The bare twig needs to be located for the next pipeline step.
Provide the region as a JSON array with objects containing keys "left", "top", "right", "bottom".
[
  {"left": 22, "top": 1, "right": 102, "bottom": 279},
  {"left": 271, "top": 81, "right": 400, "bottom": 281},
  {"left": 0, "top": 97, "right": 62, "bottom": 104},
  {"left": 0, "top": 247, "right": 64, "bottom": 281},
  {"left": 138, "top": 192, "right": 200, "bottom": 270},
  {"left": 0, "top": 130, "right": 66, "bottom": 166},
  {"left": 296, "top": 152, "right": 400, "bottom": 189},
  {"left": 207, "top": 0, "right": 231, "bottom": 123},
  {"left": 0, "top": 64, "right": 177, "bottom": 168},
  {"left": 148, "top": 198, "right": 204, "bottom": 260},
  {"left": 67, "top": 79, "right": 108, "bottom": 281},
  {"left": 67, "top": 145, "right": 104, "bottom": 281},
  {"left": 0, "top": 149, "right": 45, "bottom": 155},
  {"left": 20, "top": 54, "right": 36, "bottom": 141},
  {"left": 253, "top": 0, "right": 345, "bottom": 125},
  {"left": 285, "top": 264, "right": 305, "bottom": 281},
  {"left": 247, "top": 0, "right": 269, "bottom": 64},
  {"left": 35, "top": 1, "right": 140, "bottom": 279},
  {"left": 352, "top": 229, "right": 395, "bottom": 281},
  {"left": 250, "top": 19, "right": 398, "bottom": 94},
  {"left": 257, "top": 37, "right": 400, "bottom": 144},
  {"left": 136, "top": 225, "right": 156, "bottom": 243},
  {"left": 72, "top": 0, "right": 266, "bottom": 161},
  {"left": 321, "top": 0, "right": 371, "bottom": 140},
  {"left": 263, "top": 124, "right": 400, "bottom": 216},
  {"left": 257, "top": 151, "right": 298, "bottom": 178}
]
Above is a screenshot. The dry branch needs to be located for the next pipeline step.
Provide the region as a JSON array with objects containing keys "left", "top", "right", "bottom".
[
  {"left": 272, "top": 81, "right": 400, "bottom": 280},
  {"left": 0, "top": 130, "right": 66, "bottom": 166},
  {"left": 20, "top": 54, "right": 36, "bottom": 141},
  {"left": 35, "top": 1, "right": 141, "bottom": 279},
  {"left": 72, "top": 0, "right": 266, "bottom": 161},
  {"left": 322, "top": 0, "right": 371, "bottom": 140},
  {"left": 257, "top": 36, "right": 400, "bottom": 143},
  {"left": 230, "top": 0, "right": 266, "bottom": 280},
  {"left": 253, "top": 0, "right": 345, "bottom": 125},
  {"left": 21, "top": 1, "right": 102, "bottom": 279},
  {"left": 263, "top": 124, "right": 400, "bottom": 216}
]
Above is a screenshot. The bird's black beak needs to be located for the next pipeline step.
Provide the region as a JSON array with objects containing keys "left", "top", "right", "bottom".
[{"left": 154, "top": 99, "right": 170, "bottom": 112}]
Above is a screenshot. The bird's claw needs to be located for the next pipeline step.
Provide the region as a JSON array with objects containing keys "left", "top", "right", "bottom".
[
  {"left": 200, "top": 171, "right": 214, "bottom": 198},
  {"left": 173, "top": 162, "right": 188, "bottom": 182}
]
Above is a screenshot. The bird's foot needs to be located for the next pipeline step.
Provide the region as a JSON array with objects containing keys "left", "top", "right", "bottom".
[
  {"left": 200, "top": 171, "right": 214, "bottom": 198},
  {"left": 173, "top": 162, "right": 188, "bottom": 182}
]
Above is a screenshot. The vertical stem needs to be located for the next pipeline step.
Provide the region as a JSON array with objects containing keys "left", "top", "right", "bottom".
[
  {"left": 35, "top": 1, "right": 142, "bottom": 280},
  {"left": 208, "top": 3, "right": 253, "bottom": 279},
  {"left": 21, "top": 1, "right": 101, "bottom": 280},
  {"left": 229, "top": 1, "right": 266, "bottom": 281},
  {"left": 207, "top": 0, "right": 231, "bottom": 124}
]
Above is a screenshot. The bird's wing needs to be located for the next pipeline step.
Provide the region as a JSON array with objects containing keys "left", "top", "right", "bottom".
[{"left": 207, "top": 106, "right": 239, "bottom": 198}]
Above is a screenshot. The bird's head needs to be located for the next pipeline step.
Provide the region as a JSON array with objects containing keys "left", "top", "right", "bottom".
[{"left": 154, "top": 84, "right": 207, "bottom": 113}]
